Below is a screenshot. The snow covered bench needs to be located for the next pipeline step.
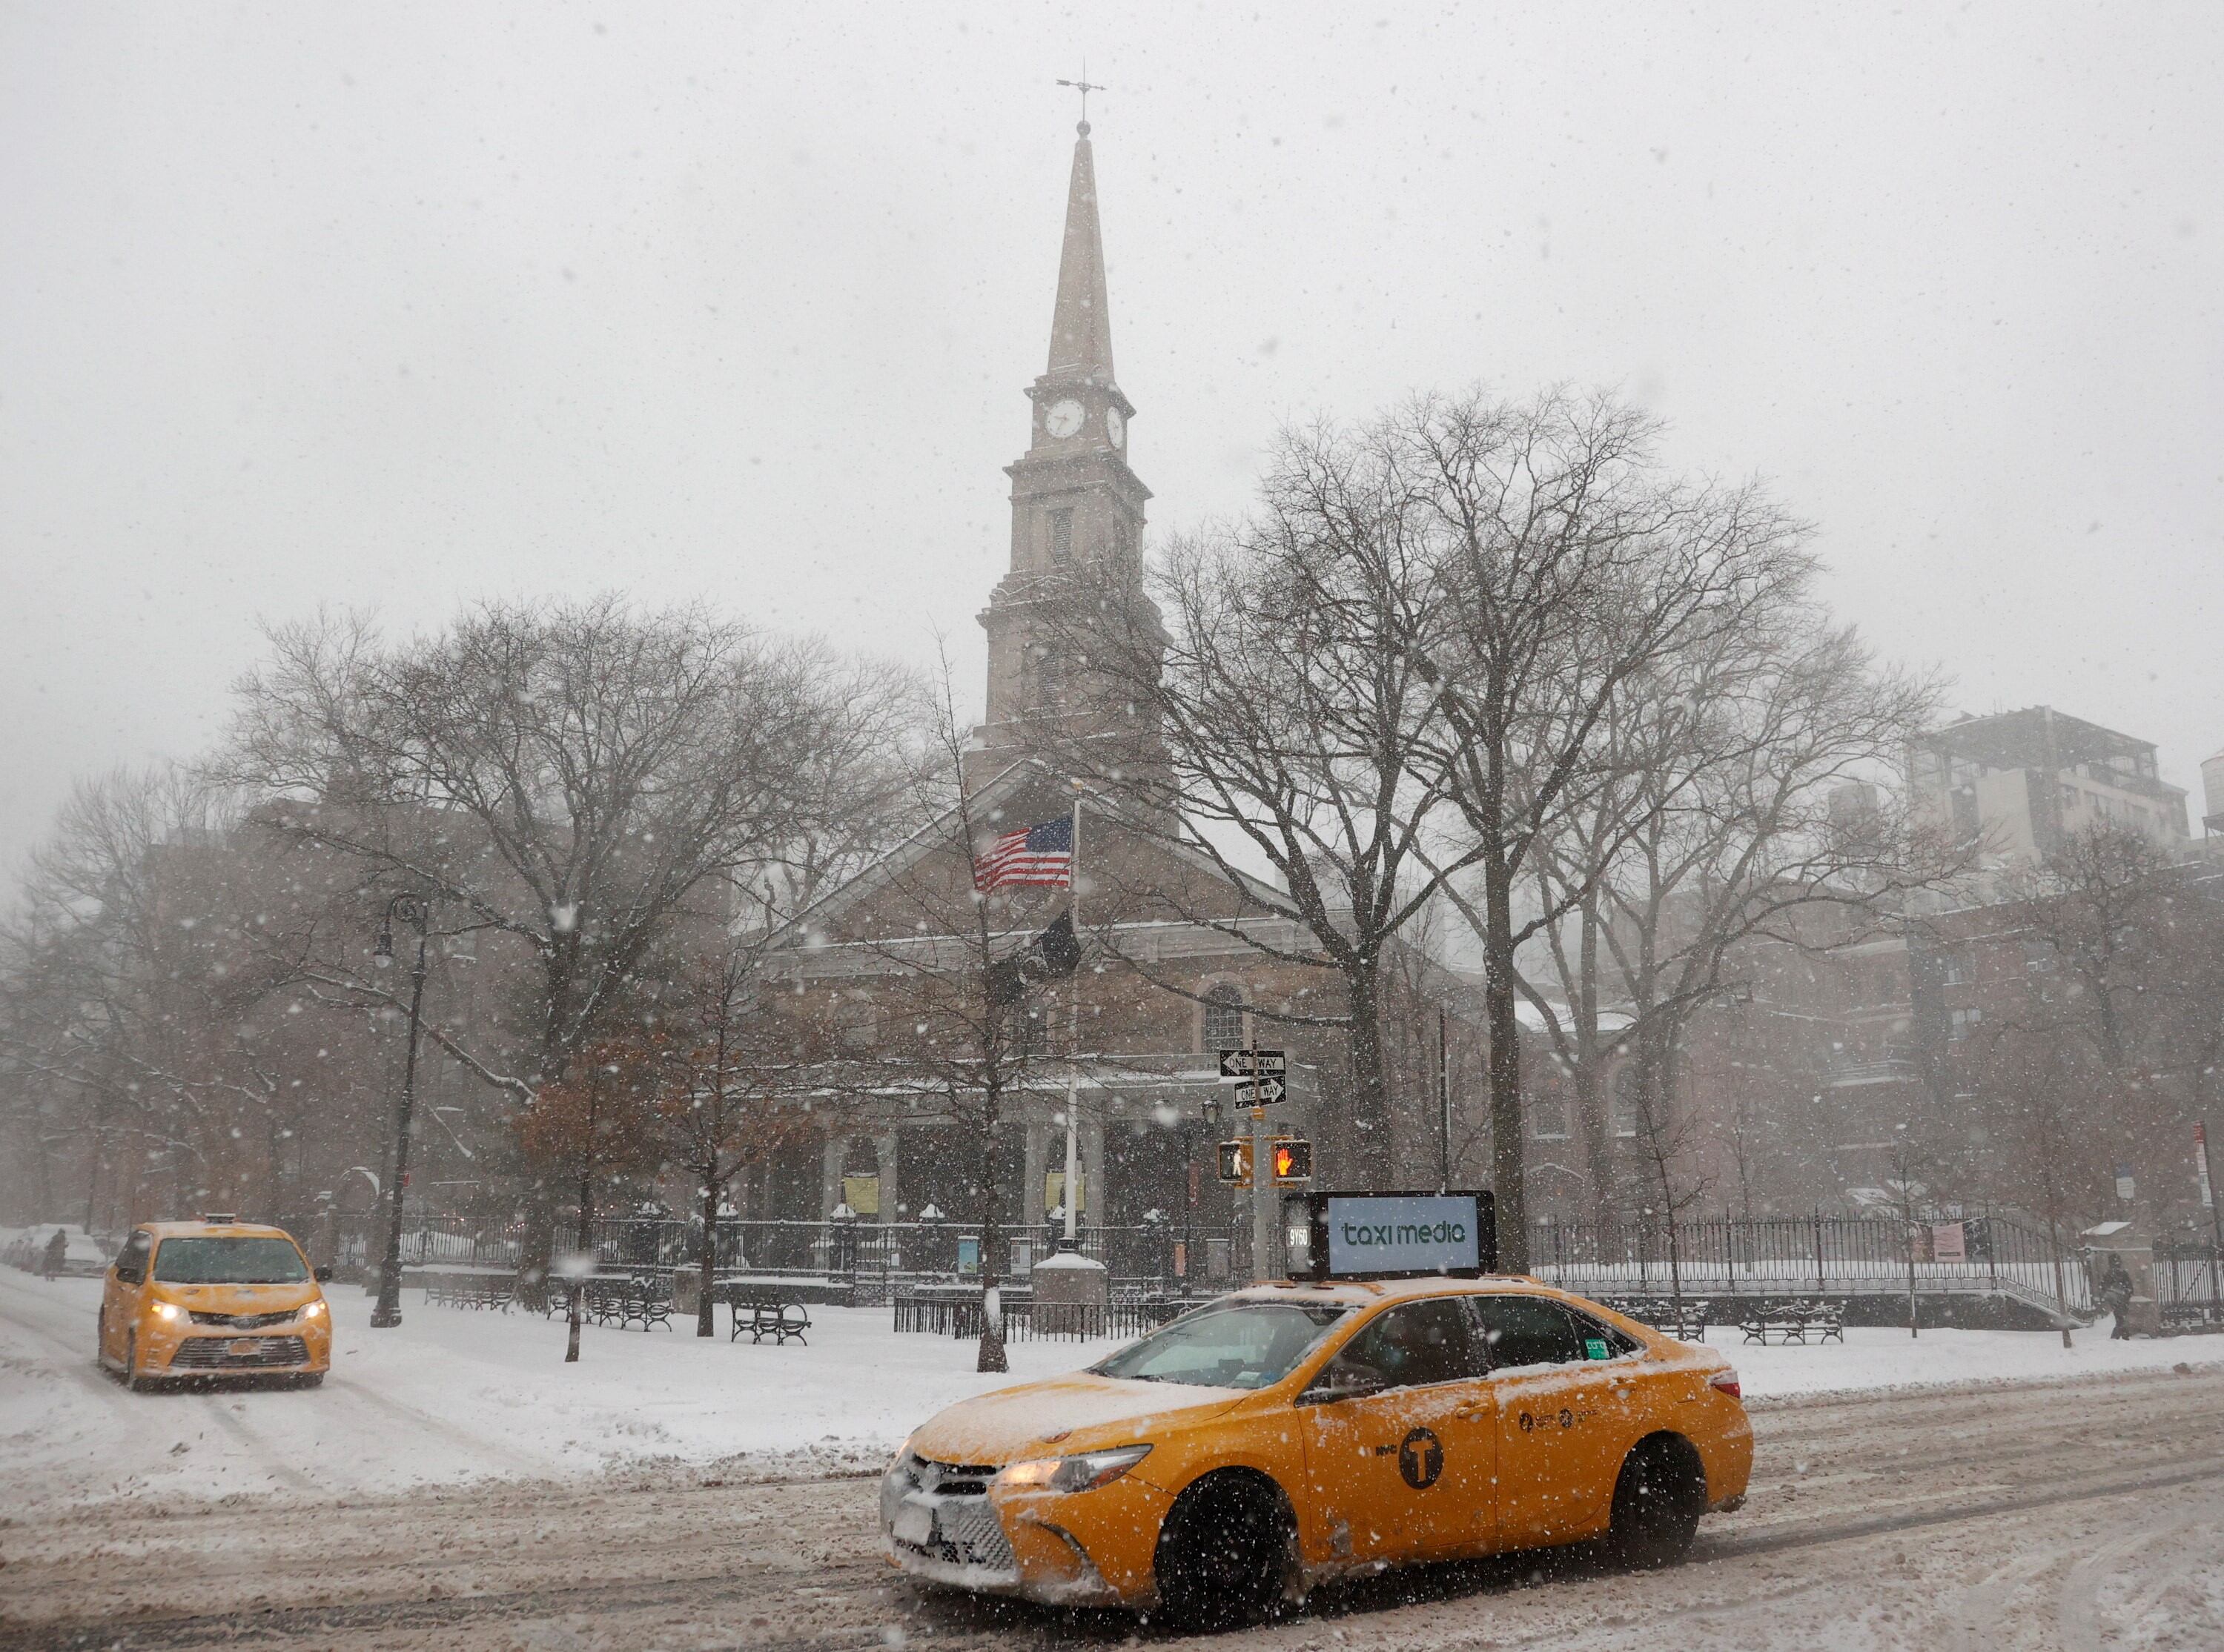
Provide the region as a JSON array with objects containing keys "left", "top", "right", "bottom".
[
  {"left": 730, "top": 1298, "right": 811, "bottom": 1345},
  {"left": 1739, "top": 1302, "right": 1845, "bottom": 1344}
]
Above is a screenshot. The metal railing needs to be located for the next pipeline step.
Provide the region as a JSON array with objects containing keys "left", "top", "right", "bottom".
[{"left": 1527, "top": 1213, "right": 2092, "bottom": 1314}]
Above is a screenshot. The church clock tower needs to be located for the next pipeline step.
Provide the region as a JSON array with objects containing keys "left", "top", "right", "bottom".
[{"left": 970, "top": 119, "right": 1152, "bottom": 782}]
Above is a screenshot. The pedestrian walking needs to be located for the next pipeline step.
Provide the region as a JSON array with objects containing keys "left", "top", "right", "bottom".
[
  {"left": 2099, "top": 1253, "right": 2134, "bottom": 1340},
  {"left": 40, "top": 1227, "right": 67, "bottom": 1280}
]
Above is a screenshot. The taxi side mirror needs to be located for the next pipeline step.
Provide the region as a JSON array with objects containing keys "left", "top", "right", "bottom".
[
  {"left": 314, "top": 1265, "right": 335, "bottom": 1284},
  {"left": 114, "top": 1265, "right": 143, "bottom": 1286},
  {"left": 1297, "top": 1364, "right": 1389, "bottom": 1406}
]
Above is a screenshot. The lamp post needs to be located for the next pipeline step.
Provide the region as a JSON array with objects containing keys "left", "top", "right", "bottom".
[{"left": 370, "top": 893, "right": 434, "bottom": 1329}]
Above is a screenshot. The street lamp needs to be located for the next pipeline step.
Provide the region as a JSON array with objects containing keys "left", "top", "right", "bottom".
[{"left": 370, "top": 892, "right": 434, "bottom": 1329}]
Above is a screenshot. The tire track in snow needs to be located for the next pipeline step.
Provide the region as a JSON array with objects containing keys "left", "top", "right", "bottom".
[{"left": 15, "top": 1456, "right": 2224, "bottom": 1651}]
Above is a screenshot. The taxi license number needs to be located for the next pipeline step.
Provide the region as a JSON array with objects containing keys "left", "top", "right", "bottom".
[
  {"left": 227, "top": 1339, "right": 265, "bottom": 1357},
  {"left": 892, "top": 1504, "right": 934, "bottom": 1546}
]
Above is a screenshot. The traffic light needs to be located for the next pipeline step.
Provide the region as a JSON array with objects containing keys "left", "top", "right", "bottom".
[
  {"left": 1271, "top": 1138, "right": 1313, "bottom": 1184},
  {"left": 1217, "top": 1140, "right": 1251, "bottom": 1187}
]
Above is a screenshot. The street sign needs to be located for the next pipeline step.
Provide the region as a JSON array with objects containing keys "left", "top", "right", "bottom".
[
  {"left": 1231, "top": 1076, "right": 1288, "bottom": 1107},
  {"left": 1217, "top": 1049, "right": 1287, "bottom": 1081}
]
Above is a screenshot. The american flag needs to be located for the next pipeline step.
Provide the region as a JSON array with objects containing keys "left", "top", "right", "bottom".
[{"left": 973, "top": 815, "right": 1073, "bottom": 892}]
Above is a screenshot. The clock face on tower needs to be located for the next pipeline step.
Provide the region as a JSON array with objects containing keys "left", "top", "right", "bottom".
[
  {"left": 1104, "top": 406, "right": 1125, "bottom": 446},
  {"left": 1045, "top": 398, "right": 1085, "bottom": 439}
]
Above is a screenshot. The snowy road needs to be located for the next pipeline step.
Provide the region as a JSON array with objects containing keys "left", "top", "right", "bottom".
[{"left": 4, "top": 1337, "right": 2222, "bottom": 1650}]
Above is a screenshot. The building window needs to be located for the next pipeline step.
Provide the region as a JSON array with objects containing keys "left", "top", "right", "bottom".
[
  {"left": 1048, "top": 508, "right": 1074, "bottom": 564},
  {"left": 1611, "top": 1066, "right": 1641, "bottom": 1138},
  {"left": 834, "top": 996, "right": 877, "bottom": 1051},
  {"left": 1941, "top": 948, "right": 1975, "bottom": 987},
  {"left": 1202, "top": 984, "right": 1245, "bottom": 1051},
  {"left": 1530, "top": 1077, "right": 1570, "bottom": 1141},
  {"left": 2022, "top": 938, "right": 2056, "bottom": 975},
  {"left": 1949, "top": 1006, "right": 1983, "bottom": 1044}
]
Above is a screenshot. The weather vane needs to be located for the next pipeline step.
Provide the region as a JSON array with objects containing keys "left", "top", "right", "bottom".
[{"left": 1056, "top": 66, "right": 1105, "bottom": 129}]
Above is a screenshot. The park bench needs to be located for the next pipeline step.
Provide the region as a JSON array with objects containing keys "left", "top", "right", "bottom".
[
  {"left": 618, "top": 1276, "right": 675, "bottom": 1331},
  {"left": 1739, "top": 1301, "right": 1845, "bottom": 1344},
  {"left": 427, "top": 1274, "right": 514, "bottom": 1311},
  {"left": 730, "top": 1296, "right": 813, "bottom": 1345}
]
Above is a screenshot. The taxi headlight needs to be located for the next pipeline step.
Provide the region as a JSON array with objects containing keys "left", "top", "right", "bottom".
[
  {"left": 151, "top": 1301, "right": 187, "bottom": 1324},
  {"left": 302, "top": 1299, "right": 328, "bottom": 1318},
  {"left": 997, "top": 1444, "right": 1151, "bottom": 1494}
]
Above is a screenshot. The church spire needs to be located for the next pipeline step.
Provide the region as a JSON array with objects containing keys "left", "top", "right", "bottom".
[{"left": 1046, "top": 123, "right": 1115, "bottom": 386}]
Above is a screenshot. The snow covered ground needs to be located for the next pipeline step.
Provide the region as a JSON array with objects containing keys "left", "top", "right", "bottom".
[{"left": 3, "top": 1263, "right": 2220, "bottom": 1514}]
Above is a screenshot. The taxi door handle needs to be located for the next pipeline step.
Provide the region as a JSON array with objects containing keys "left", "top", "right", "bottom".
[{"left": 1453, "top": 1404, "right": 1486, "bottom": 1421}]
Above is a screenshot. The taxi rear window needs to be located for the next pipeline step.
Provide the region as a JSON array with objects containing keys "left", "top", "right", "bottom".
[
  {"left": 151, "top": 1237, "right": 308, "bottom": 1284},
  {"left": 1091, "top": 1301, "right": 1348, "bottom": 1390}
]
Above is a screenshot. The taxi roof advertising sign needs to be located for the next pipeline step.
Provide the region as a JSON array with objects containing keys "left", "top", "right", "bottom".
[{"left": 1295, "top": 1190, "right": 1496, "bottom": 1281}]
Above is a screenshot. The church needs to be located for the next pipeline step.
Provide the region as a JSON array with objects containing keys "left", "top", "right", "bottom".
[{"left": 745, "top": 119, "right": 1477, "bottom": 1281}]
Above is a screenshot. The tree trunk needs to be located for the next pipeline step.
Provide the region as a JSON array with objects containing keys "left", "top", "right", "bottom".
[
  {"left": 1483, "top": 866, "right": 1529, "bottom": 1273},
  {"left": 697, "top": 1170, "right": 720, "bottom": 1338},
  {"left": 1346, "top": 966, "right": 1394, "bottom": 1187},
  {"left": 976, "top": 1080, "right": 1007, "bottom": 1374},
  {"left": 566, "top": 1168, "right": 592, "bottom": 1364},
  {"left": 517, "top": 1174, "right": 557, "bottom": 1313}
]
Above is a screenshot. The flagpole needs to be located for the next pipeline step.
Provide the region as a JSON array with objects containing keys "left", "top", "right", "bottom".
[{"left": 1062, "top": 792, "right": 1082, "bottom": 1249}]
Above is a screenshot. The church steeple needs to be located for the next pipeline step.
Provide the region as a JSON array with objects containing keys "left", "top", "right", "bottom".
[
  {"left": 1047, "top": 124, "right": 1115, "bottom": 385},
  {"left": 969, "top": 120, "right": 1153, "bottom": 786}
]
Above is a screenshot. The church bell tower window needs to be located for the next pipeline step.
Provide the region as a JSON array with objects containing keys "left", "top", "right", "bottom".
[{"left": 1049, "top": 508, "right": 1074, "bottom": 565}]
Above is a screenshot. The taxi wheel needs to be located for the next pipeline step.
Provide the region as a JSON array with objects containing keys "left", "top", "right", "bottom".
[
  {"left": 1605, "top": 1435, "right": 1705, "bottom": 1569},
  {"left": 1151, "top": 1471, "right": 1295, "bottom": 1631},
  {"left": 124, "top": 1331, "right": 159, "bottom": 1394}
]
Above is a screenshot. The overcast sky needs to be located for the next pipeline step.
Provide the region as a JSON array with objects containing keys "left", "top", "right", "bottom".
[{"left": 3, "top": 2, "right": 2219, "bottom": 872}]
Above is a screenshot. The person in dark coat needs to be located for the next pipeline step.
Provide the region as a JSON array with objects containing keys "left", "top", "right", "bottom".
[
  {"left": 40, "top": 1228, "right": 68, "bottom": 1280},
  {"left": 2098, "top": 1254, "right": 2134, "bottom": 1339}
]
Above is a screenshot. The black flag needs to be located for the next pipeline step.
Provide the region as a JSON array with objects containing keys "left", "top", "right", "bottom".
[{"left": 1026, "top": 912, "right": 1082, "bottom": 981}]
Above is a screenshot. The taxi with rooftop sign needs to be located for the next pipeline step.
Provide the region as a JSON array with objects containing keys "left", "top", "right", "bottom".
[
  {"left": 881, "top": 1191, "right": 1749, "bottom": 1627},
  {"left": 96, "top": 1215, "right": 334, "bottom": 1390}
]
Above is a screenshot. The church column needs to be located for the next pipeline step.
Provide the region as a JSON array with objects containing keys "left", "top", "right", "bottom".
[
  {"left": 1023, "top": 1115, "right": 1051, "bottom": 1233},
  {"left": 820, "top": 1138, "right": 847, "bottom": 1218},
  {"left": 875, "top": 1129, "right": 901, "bottom": 1223},
  {"left": 1082, "top": 1100, "right": 1107, "bottom": 1239}
]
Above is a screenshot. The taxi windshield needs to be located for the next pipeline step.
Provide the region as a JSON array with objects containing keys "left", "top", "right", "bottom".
[
  {"left": 1091, "top": 1300, "right": 1348, "bottom": 1390},
  {"left": 151, "top": 1237, "right": 308, "bottom": 1284}
]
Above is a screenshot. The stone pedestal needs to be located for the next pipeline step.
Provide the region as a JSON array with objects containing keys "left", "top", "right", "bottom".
[
  {"left": 2081, "top": 1219, "right": 2161, "bottom": 1336},
  {"left": 1031, "top": 1249, "right": 1110, "bottom": 1336}
]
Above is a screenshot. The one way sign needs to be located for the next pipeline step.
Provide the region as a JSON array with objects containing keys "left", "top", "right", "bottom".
[
  {"left": 1217, "top": 1048, "right": 1288, "bottom": 1080},
  {"left": 1231, "top": 1076, "right": 1288, "bottom": 1106}
]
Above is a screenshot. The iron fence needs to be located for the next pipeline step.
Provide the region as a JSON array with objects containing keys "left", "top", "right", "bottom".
[
  {"left": 285, "top": 1207, "right": 2224, "bottom": 1327},
  {"left": 1526, "top": 1213, "right": 2093, "bottom": 1315}
]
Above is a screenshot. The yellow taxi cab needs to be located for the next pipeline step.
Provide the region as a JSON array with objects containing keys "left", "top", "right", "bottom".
[
  {"left": 881, "top": 1275, "right": 1750, "bottom": 1627},
  {"left": 96, "top": 1215, "right": 334, "bottom": 1390}
]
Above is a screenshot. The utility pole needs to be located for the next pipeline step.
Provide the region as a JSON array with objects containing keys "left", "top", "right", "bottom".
[
  {"left": 1250, "top": 1016, "right": 1273, "bottom": 1283},
  {"left": 2200, "top": 1120, "right": 2223, "bottom": 1316},
  {"left": 371, "top": 894, "right": 434, "bottom": 1330},
  {"left": 1060, "top": 792, "right": 1083, "bottom": 1250},
  {"left": 1437, "top": 1007, "right": 1451, "bottom": 1194}
]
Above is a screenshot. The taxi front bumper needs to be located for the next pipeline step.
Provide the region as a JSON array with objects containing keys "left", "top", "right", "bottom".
[
  {"left": 879, "top": 1456, "right": 1170, "bottom": 1608},
  {"left": 142, "top": 1316, "right": 331, "bottom": 1374}
]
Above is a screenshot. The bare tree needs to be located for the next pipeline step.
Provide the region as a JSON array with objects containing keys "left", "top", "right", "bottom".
[
  {"left": 648, "top": 919, "right": 843, "bottom": 1338},
  {"left": 1516, "top": 574, "right": 1964, "bottom": 1239},
  {"left": 220, "top": 597, "right": 912, "bottom": 1301},
  {"left": 1403, "top": 388, "right": 1816, "bottom": 1270}
]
